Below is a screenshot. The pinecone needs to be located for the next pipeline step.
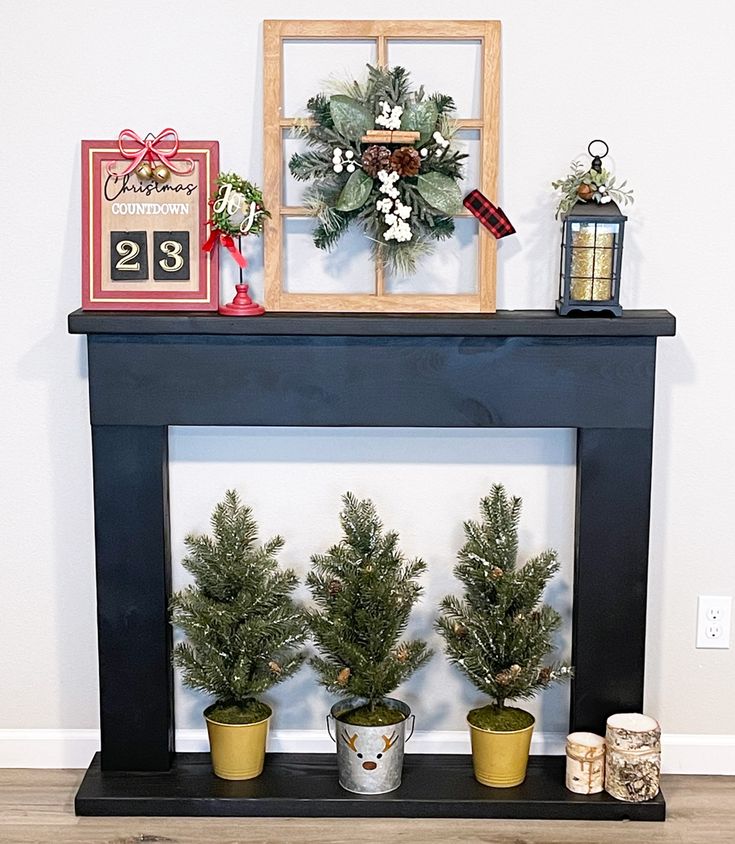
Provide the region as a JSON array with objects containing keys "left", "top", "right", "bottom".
[
  {"left": 328, "top": 578, "right": 343, "bottom": 596},
  {"left": 336, "top": 667, "right": 351, "bottom": 686},
  {"left": 453, "top": 623, "right": 468, "bottom": 639},
  {"left": 390, "top": 146, "right": 420, "bottom": 177},
  {"left": 268, "top": 660, "right": 282, "bottom": 675},
  {"left": 538, "top": 666, "right": 552, "bottom": 684},
  {"left": 489, "top": 565, "right": 503, "bottom": 579},
  {"left": 361, "top": 144, "right": 391, "bottom": 177},
  {"left": 577, "top": 183, "right": 595, "bottom": 201},
  {"left": 496, "top": 664, "right": 521, "bottom": 686},
  {"left": 393, "top": 643, "right": 410, "bottom": 663}
]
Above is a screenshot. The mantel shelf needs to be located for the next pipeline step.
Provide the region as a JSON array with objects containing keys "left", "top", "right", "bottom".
[{"left": 68, "top": 308, "right": 676, "bottom": 338}]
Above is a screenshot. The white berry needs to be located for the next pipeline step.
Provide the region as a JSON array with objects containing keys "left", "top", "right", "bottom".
[
  {"left": 333, "top": 163, "right": 344, "bottom": 173},
  {"left": 345, "top": 150, "right": 354, "bottom": 159}
]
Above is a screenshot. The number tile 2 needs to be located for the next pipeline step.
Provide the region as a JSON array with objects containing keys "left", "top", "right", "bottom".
[{"left": 110, "top": 231, "right": 148, "bottom": 281}]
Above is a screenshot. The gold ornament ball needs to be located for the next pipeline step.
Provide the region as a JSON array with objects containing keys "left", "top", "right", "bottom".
[
  {"left": 152, "top": 164, "right": 171, "bottom": 183},
  {"left": 135, "top": 161, "right": 154, "bottom": 181}
]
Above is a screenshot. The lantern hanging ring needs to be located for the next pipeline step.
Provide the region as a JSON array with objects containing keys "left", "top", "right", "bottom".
[{"left": 588, "top": 139, "right": 609, "bottom": 173}]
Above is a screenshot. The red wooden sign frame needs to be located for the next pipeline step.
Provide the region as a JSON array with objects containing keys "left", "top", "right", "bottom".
[{"left": 81, "top": 139, "right": 219, "bottom": 310}]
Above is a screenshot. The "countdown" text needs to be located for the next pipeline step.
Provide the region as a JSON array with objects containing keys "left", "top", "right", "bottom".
[{"left": 111, "top": 203, "right": 190, "bottom": 214}]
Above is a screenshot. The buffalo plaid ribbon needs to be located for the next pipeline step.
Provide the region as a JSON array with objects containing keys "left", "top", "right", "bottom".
[{"left": 463, "top": 190, "right": 516, "bottom": 239}]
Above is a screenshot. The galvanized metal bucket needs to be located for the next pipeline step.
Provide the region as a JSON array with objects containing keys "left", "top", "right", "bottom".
[{"left": 327, "top": 697, "right": 415, "bottom": 794}]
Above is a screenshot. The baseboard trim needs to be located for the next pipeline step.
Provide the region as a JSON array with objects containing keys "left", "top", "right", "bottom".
[{"left": 1, "top": 728, "right": 733, "bottom": 774}]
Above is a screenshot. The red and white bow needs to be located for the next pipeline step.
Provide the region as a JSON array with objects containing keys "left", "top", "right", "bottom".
[{"left": 105, "top": 128, "right": 194, "bottom": 178}]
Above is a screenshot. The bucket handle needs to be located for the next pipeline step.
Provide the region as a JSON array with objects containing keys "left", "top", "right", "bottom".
[{"left": 327, "top": 712, "right": 415, "bottom": 743}]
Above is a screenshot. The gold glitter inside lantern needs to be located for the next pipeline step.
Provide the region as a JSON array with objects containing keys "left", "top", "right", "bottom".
[{"left": 569, "top": 223, "right": 617, "bottom": 300}]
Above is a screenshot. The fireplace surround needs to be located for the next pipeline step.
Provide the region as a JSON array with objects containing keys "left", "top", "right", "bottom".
[{"left": 68, "top": 308, "right": 675, "bottom": 819}]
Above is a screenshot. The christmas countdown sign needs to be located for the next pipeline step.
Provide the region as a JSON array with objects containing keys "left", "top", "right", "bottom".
[{"left": 82, "top": 131, "right": 219, "bottom": 310}]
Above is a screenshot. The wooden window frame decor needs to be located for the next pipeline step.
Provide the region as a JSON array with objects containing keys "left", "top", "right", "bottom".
[
  {"left": 263, "top": 19, "right": 501, "bottom": 313},
  {"left": 81, "top": 137, "right": 219, "bottom": 311}
]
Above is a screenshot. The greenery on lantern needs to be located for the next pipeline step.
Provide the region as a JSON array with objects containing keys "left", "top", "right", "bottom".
[
  {"left": 170, "top": 490, "right": 307, "bottom": 725},
  {"left": 552, "top": 159, "right": 634, "bottom": 218},
  {"left": 289, "top": 65, "right": 467, "bottom": 275},
  {"left": 436, "top": 484, "right": 572, "bottom": 732},
  {"left": 210, "top": 172, "right": 270, "bottom": 237},
  {"left": 306, "top": 493, "right": 432, "bottom": 726}
]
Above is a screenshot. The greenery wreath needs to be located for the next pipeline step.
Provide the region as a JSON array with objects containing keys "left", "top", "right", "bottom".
[
  {"left": 210, "top": 172, "right": 269, "bottom": 237},
  {"left": 289, "top": 65, "right": 468, "bottom": 275}
]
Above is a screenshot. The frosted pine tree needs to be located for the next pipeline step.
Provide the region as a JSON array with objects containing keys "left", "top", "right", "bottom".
[
  {"left": 170, "top": 490, "right": 307, "bottom": 724},
  {"left": 437, "top": 484, "right": 571, "bottom": 729},
  {"left": 307, "top": 493, "right": 432, "bottom": 725}
]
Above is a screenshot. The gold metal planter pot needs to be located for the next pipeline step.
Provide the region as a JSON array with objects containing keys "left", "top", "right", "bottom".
[
  {"left": 203, "top": 704, "right": 271, "bottom": 781},
  {"left": 468, "top": 713, "right": 535, "bottom": 788}
]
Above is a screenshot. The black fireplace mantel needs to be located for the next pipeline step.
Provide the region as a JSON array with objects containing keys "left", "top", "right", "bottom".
[{"left": 69, "top": 308, "right": 675, "bottom": 820}]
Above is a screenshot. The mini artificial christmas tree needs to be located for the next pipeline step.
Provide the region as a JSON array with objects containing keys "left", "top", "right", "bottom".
[
  {"left": 170, "top": 490, "right": 307, "bottom": 779},
  {"left": 437, "top": 484, "right": 572, "bottom": 786},
  {"left": 307, "top": 492, "right": 432, "bottom": 726}
]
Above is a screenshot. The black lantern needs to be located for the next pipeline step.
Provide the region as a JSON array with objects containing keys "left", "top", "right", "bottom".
[{"left": 557, "top": 141, "right": 627, "bottom": 316}]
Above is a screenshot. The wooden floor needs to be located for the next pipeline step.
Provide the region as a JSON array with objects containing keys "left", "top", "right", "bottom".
[{"left": 1, "top": 769, "right": 733, "bottom": 844}]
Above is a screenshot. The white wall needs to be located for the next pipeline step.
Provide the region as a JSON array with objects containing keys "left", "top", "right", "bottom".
[{"left": 2, "top": 0, "right": 735, "bottom": 766}]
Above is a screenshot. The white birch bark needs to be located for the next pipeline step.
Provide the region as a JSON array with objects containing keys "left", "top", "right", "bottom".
[
  {"left": 604, "top": 713, "right": 661, "bottom": 802},
  {"left": 565, "top": 731, "right": 605, "bottom": 794}
]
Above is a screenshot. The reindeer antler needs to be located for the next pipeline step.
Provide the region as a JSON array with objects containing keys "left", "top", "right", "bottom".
[
  {"left": 381, "top": 731, "right": 399, "bottom": 753},
  {"left": 342, "top": 731, "right": 359, "bottom": 753}
]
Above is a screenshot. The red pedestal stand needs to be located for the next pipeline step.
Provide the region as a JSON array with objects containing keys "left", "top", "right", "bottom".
[{"left": 218, "top": 284, "right": 265, "bottom": 316}]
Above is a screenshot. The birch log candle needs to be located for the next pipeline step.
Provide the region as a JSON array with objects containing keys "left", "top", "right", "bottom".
[
  {"left": 605, "top": 713, "right": 661, "bottom": 802},
  {"left": 565, "top": 732, "right": 605, "bottom": 794}
]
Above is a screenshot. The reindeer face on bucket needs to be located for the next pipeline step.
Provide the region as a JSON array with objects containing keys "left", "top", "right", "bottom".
[{"left": 342, "top": 730, "right": 399, "bottom": 771}]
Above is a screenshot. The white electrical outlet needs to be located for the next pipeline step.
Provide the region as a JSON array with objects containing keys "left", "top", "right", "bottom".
[{"left": 696, "top": 595, "right": 732, "bottom": 649}]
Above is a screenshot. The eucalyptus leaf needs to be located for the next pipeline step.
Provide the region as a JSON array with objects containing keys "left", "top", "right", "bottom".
[
  {"left": 335, "top": 168, "right": 372, "bottom": 212},
  {"left": 417, "top": 172, "right": 463, "bottom": 215},
  {"left": 400, "top": 100, "right": 439, "bottom": 141},
  {"left": 329, "top": 95, "right": 374, "bottom": 141}
]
